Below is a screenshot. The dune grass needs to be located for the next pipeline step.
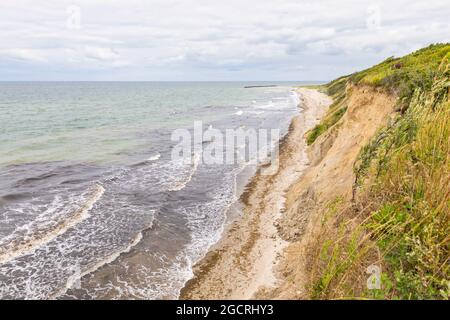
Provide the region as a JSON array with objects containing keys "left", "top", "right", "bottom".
[
  {"left": 350, "top": 43, "right": 450, "bottom": 106},
  {"left": 307, "top": 52, "right": 449, "bottom": 300},
  {"left": 306, "top": 43, "right": 450, "bottom": 146}
]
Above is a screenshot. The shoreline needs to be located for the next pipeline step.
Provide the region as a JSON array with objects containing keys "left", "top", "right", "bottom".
[{"left": 179, "top": 88, "right": 332, "bottom": 299}]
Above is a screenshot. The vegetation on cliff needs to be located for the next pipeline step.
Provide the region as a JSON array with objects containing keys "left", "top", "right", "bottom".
[
  {"left": 306, "top": 44, "right": 450, "bottom": 299},
  {"left": 306, "top": 76, "right": 347, "bottom": 145},
  {"left": 306, "top": 43, "right": 450, "bottom": 145}
]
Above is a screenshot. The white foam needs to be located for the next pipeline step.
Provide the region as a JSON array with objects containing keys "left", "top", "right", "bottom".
[
  {"left": 168, "top": 152, "right": 201, "bottom": 192},
  {"left": 172, "top": 171, "right": 237, "bottom": 298},
  {"left": 235, "top": 110, "right": 244, "bottom": 116},
  {"left": 51, "top": 228, "right": 146, "bottom": 299},
  {"left": 81, "top": 172, "right": 237, "bottom": 300},
  {"left": 247, "top": 110, "right": 265, "bottom": 115},
  {"left": 147, "top": 153, "right": 161, "bottom": 161},
  {"left": 0, "top": 184, "right": 105, "bottom": 265}
]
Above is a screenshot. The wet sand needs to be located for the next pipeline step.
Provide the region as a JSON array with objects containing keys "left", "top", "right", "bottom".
[{"left": 180, "top": 88, "right": 332, "bottom": 299}]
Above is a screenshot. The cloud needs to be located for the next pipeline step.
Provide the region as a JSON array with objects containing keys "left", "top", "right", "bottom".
[
  {"left": 0, "top": 0, "right": 449, "bottom": 80},
  {"left": 83, "top": 47, "right": 120, "bottom": 61},
  {"left": 0, "top": 49, "right": 47, "bottom": 63}
]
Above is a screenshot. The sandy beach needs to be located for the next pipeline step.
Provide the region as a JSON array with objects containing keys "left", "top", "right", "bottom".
[{"left": 180, "top": 88, "right": 332, "bottom": 299}]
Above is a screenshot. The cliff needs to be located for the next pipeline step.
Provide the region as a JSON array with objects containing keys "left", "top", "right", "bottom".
[{"left": 268, "top": 43, "right": 450, "bottom": 300}]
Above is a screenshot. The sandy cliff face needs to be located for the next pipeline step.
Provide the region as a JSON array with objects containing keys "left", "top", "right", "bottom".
[{"left": 270, "top": 85, "right": 397, "bottom": 299}]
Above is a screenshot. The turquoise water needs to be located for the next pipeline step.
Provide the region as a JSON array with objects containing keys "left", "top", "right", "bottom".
[
  {"left": 0, "top": 81, "right": 307, "bottom": 299},
  {"left": 0, "top": 82, "right": 301, "bottom": 166}
]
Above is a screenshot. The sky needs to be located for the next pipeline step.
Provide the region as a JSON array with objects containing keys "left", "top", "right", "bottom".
[{"left": 0, "top": 0, "right": 449, "bottom": 81}]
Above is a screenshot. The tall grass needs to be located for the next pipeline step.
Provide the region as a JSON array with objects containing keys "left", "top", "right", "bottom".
[{"left": 307, "top": 57, "right": 450, "bottom": 300}]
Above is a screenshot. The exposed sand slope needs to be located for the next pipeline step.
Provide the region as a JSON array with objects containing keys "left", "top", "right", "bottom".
[
  {"left": 180, "top": 88, "right": 331, "bottom": 299},
  {"left": 277, "top": 85, "right": 397, "bottom": 241},
  {"left": 270, "top": 85, "right": 397, "bottom": 299}
]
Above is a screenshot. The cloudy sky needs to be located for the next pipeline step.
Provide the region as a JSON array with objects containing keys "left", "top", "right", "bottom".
[{"left": 0, "top": 0, "right": 449, "bottom": 81}]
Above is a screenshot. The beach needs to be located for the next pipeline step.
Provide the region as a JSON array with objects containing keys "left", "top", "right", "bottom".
[
  {"left": 180, "top": 88, "right": 332, "bottom": 299},
  {"left": 0, "top": 82, "right": 303, "bottom": 299}
]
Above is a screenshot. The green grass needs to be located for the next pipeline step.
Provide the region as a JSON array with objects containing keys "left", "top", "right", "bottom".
[
  {"left": 356, "top": 65, "right": 450, "bottom": 298},
  {"left": 327, "top": 76, "right": 349, "bottom": 97},
  {"left": 306, "top": 43, "right": 450, "bottom": 146},
  {"left": 307, "top": 50, "right": 450, "bottom": 300},
  {"left": 297, "top": 84, "right": 326, "bottom": 92},
  {"left": 306, "top": 75, "right": 349, "bottom": 145},
  {"left": 307, "top": 106, "right": 347, "bottom": 145},
  {"left": 349, "top": 43, "right": 450, "bottom": 106}
]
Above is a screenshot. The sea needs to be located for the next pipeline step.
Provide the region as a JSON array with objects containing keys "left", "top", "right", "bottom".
[{"left": 0, "top": 81, "right": 310, "bottom": 299}]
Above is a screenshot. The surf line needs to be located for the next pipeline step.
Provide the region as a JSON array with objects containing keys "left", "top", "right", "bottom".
[
  {"left": 50, "top": 224, "right": 150, "bottom": 300},
  {"left": 168, "top": 152, "right": 201, "bottom": 192},
  {"left": 0, "top": 184, "right": 105, "bottom": 265}
]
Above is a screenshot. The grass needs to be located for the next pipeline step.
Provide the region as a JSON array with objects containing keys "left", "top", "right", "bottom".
[
  {"left": 306, "top": 43, "right": 450, "bottom": 145},
  {"left": 306, "top": 76, "right": 349, "bottom": 145},
  {"left": 306, "top": 106, "right": 347, "bottom": 145},
  {"left": 349, "top": 43, "right": 450, "bottom": 106},
  {"left": 306, "top": 51, "right": 450, "bottom": 300}
]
